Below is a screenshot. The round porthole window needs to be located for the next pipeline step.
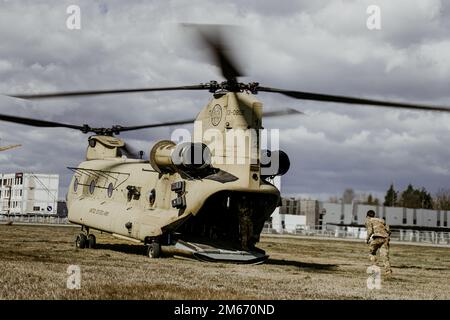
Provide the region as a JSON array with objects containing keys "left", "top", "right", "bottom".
[
  {"left": 73, "top": 178, "right": 78, "bottom": 192},
  {"left": 107, "top": 183, "right": 114, "bottom": 198},
  {"left": 89, "top": 139, "right": 96, "bottom": 148},
  {"left": 149, "top": 189, "right": 156, "bottom": 206},
  {"left": 89, "top": 180, "right": 96, "bottom": 194}
]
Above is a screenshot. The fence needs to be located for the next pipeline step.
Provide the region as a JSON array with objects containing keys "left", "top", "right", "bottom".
[
  {"left": 2, "top": 215, "right": 449, "bottom": 246},
  {"left": 0, "top": 214, "right": 70, "bottom": 225},
  {"left": 261, "top": 224, "right": 450, "bottom": 246}
]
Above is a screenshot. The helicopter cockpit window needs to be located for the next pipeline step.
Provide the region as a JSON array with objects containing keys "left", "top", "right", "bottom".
[
  {"left": 107, "top": 183, "right": 114, "bottom": 198},
  {"left": 149, "top": 189, "right": 156, "bottom": 206},
  {"left": 73, "top": 178, "right": 78, "bottom": 192},
  {"left": 89, "top": 180, "right": 96, "bottom": 194},
  {"left": 89, "top": 139, "right": 96, "bottom": 148}
]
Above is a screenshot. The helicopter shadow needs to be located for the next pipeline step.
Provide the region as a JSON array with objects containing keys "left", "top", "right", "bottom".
[
  {"left": 265, "top": 258, "right": 338, "bottom": 272},
  {"left": 93, "top": 244, "right": 338, "bottom": 272},
  {"left": 95, "top": 243, "right": 146, "bottom": 256}
]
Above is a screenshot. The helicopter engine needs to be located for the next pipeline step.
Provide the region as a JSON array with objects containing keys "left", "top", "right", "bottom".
[
  {"left": 260, "top": 149, "right": 290, "bottom": 178},
  {"left": 150, "top": 140, "right": 212, "bottom": 174}
]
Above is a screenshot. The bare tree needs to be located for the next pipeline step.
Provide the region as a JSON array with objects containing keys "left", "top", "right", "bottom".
[
  {"left": 342, "top": 188, "right": 355, "bottom": 204},
  {"left": 434, "top": 188, "right": 450, "bottom": 210},
  {"left": 328, "top": 196, "right": 339, "bottom": 203}
]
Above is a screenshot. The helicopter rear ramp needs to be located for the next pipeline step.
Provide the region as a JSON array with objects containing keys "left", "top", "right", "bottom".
[{"left": 161, "top": 240, "right": 268, "bottom": 264}]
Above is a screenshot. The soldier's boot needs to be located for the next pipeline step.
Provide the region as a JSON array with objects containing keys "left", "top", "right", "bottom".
[{"left": 384, "top": 262, "right": 392, "bottom": 276}]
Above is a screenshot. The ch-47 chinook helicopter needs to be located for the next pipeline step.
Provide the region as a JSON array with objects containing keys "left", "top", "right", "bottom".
[{"left": 2, "top": 26, "right": 450, "bottom": 264}]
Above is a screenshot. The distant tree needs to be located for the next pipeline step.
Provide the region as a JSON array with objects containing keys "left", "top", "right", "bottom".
[
  {"left": 342, "top": 188, "right": 355, "bottom": 204},
  {"left": 400, "top": 184, "right": 418, "bottom": 208},
  {"left": 362, "top": 194, "right": 380, "bottom": 206},
  {"left": 433, "top": 188, "right": 450, "bottom": 210},
  {"left": 400, "top": 184, "right": 433, "bottom": 209},
  {"left": 383, "top": 184, "right": 398, "bottom": 207},
  {"left": 419, "top": 188, "right": 433, "bottom": 209}
]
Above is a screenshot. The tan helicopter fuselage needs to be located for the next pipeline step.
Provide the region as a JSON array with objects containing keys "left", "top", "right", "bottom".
[{"left": 67, "top": 92, "right": 280, "bottom": 249}]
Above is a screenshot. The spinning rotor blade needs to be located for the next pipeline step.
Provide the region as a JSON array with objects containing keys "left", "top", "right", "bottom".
[
  {"left": 0, "top": 144, "right": 21, "bottom": 152},
  {"left": 7, "top": 85, "right": 206, "bottom": 100},
  {"left": 263, "top": 108, "right": 304, "bottom": 117},
  {"left": 184, "top": 23, "right": 243, "bottom": 82},
  {"left": 119, "top": 143, "right": 143, "bottom": 159},
  {"left": 257, "top": 86, "right": 450, "bottom": 113},
  {"left": 118, "top": 108, "right": 303, "bottom": 132}
]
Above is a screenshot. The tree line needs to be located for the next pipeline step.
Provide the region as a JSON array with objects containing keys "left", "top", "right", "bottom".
[{"left": 383, "top": 184, "right": 450, "bottom": 210}]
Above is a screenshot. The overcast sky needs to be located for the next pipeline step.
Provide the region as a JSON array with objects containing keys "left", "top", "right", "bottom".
[{"left": 1, "top": 0, "right": 450, "bottom": 201}]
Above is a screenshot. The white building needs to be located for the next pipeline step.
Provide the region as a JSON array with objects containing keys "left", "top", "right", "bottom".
[
  {"left": 322, "top": 202, "right": 449, "bottom": 229},
  {"left": 268, "top": 177, "right": 314, "bottom": 233},
  {"left": 0, "top": 173, "right": 59, "bottom": 215}
]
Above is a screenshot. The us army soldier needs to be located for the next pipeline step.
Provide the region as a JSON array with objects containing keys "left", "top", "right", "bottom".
[{"left": 365, "top": 210, "right": 392, "bottom": 275}]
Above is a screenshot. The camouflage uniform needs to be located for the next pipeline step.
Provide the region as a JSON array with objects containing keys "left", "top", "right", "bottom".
[{"left": 365, "top": 217, "right": 392, "bottom": 274}]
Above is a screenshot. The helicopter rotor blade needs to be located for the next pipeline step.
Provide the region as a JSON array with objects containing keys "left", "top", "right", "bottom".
[
  {"left": 6, "top": 85, "right": 207, "bottom": 100},
  {"left": 184, "top": 23, "right": 243, "bottom": 83},
  {"left": 117, "top": 108, "right": 303, "bottom": 132},
  {"left": 119, "top": 143, "right": 143, "bottom": 159},
  {"left": 0, "top": 144, "right": 21, "bottom": 152},
  {"left": 0, "top": 112, "right": 86, "bottom": 131},
  {"left": 0, "top": 107, "right": 302, "bottom": 136},
  {"left": 257, "top": 86, "right": 450, "bottom": 113},
  {"left": 262, "top": 108, "right": 304, "bottom": 117}
]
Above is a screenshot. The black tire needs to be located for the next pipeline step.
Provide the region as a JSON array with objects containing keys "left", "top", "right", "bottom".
[
  {"left": 76, "top": 234, "right": 87, "bottom": 249},
  {"left": 147, "top": 241, "right": 161, "bottom": 259},
  {"left": 88, "top": 234, "right": 96, "bottom": 249}
]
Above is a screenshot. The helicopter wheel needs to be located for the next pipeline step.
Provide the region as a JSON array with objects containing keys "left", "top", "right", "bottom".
[
  {"left": 75, "top": 234, "right": 87, "bottom": 249},
  {"left": 146, "top": 241, "right": 161, "bottom": 259},
  {"left": 87, "top": 234, "right": 96, "bottom": 249}
]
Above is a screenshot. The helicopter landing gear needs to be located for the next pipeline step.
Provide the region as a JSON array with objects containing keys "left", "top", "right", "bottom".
[
  {"left": 146, "top": 241, "right": 161, "bottom": 259},
  {"left": 75, "top": 233, "right": 87, "bottom": 249},
  {"left": 87, "top": 234, "right": 96, "bottom": 249},
  {"left": 75, "top": 226, "right": 96, "bottom": 249}
]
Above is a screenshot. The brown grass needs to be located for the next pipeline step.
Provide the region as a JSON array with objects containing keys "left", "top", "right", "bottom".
[{"left": 0, "top": 225, "right": 449, "bottom": 300}]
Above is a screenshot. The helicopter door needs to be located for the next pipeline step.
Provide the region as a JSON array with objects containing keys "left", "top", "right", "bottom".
[{"left": 153, "top": 175, "right": 172, "bottom": 210}]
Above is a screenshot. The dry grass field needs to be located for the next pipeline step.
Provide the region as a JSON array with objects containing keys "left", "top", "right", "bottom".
[{"left": 0, "top": 224, "right": 449, "bottom": 300}]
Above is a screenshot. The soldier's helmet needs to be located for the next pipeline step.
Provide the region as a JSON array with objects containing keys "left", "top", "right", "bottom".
[{"left": 366, "top": 210, "right": 375, "bottom": 217}]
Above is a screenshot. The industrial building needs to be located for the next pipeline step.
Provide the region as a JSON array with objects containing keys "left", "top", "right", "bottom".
[
  {"left": 0, "top": 173, "right": 59, "bottom": 215},
  {"left": 269, "top": 197, "right": 449, "bottom": 234},
  {"left": 322, "top": 202, "right": 449, "bottom": 229},
  {"left": 269, "top": 195, "right": 322, "bottom": 233}
]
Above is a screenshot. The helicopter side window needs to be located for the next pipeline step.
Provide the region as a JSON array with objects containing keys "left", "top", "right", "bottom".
[
  {"left": 149, "top": 189, "right": 156, "bottom": 206},
  {"left": 89, "top": 180, "right": 96, "bottom": 194},
  {"left": 73, "top": 178, "right": 79, "bottom": 192},
  {"left": 107, "top": 183, "right": 114, "bottom": 198}
]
